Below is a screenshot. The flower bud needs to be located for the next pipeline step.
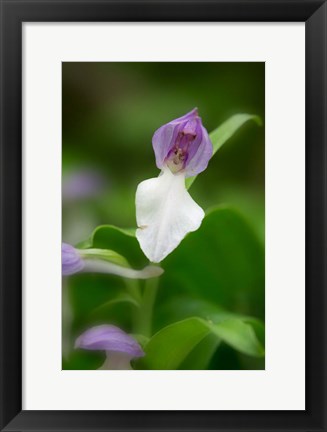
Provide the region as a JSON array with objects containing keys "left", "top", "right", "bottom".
[
  {"left": 75, "top": 325, "right": 144, "bottom": 370},
  {"left": 62, "top": 243, "right": 85, "bottom": 275}
]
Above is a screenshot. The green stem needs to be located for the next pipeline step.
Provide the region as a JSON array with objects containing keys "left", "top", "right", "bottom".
[
  {"left": 123, "top": 278, "right": 142, "bottom": 330},
  {"left": 124, "top": 278, "right": 142, "bottom": 304},
  {"left": 136, "top": 277, "right": 159, "bottom": 337}
]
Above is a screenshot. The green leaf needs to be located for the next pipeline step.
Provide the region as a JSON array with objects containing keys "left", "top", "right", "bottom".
[
  {"left": 156, "top": 296, "right": 264, "bottom": 332},
  {"left": 155, "top": 296, "right": 265, "bottom": 363},
  {"left": 186, "top": 114, "right": 262, "bottom": 189},
  {"left": 79, "top": 248, "right": 129, "bottom": 267},
  {"left": 210, "top": 114, "right": 262, "bottom": 154},
  {"left": 87, "top": 224, "right": 136, "bottom": 243},
  {"left": 208, "top": 319, "right": 264, "bottom": 357},
  {"left": 179, "top": 334, "right": 221, "bottom": 370},
  {"left": 142, "top": 317, "right": 264, "bottom": 370},
  {"left": 142, "top": 318, "right": 210, "bottom": 370},
  {"left": 81, "top": 224, "right": 146, "bottom": 268},
  {"left": 161, "top": 206, "right": 265, "bottom": 319}
]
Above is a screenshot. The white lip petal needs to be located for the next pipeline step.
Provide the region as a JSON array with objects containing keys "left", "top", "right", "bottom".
[{"left": 135, "top": 166, "right": 204, "bottom": 263}]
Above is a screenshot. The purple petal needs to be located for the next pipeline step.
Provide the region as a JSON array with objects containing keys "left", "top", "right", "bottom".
[
  {"left": 170, "top": 107, "right": 199, "bottom": 124},
  {"left": 183, "top": 121, "right": 213, "bottom": 177},
  {"left": 152, "top": 122, "right": 177, "bottom": 170},
  {"left": 62, "top": 243, "right": 85, "bottom": 276},
  {"left": 75, "top": 325, "right": 145, "bottom": 358},
  {"left": 152, "top": 108, "right": 213, "bottom": 177}
]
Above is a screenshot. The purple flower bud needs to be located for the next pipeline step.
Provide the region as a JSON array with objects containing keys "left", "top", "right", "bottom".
[
  {"left": 75, "top": 325, "right": 144, "bottom": 357},
  {"left": 75, "top": 325, "right": 145, "bottom": 369},
  {"left": 152, "top": 108, "right": 213, "bottom": 177},
  {"left": 62, "top": 242, "right": 85, "bottom": 276}
]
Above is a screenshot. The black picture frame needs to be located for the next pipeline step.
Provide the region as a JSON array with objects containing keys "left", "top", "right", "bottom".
[{"left": 0, "top": 0, "right": 326, "bottom": 431}]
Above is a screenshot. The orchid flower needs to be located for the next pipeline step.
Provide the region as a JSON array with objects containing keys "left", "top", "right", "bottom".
[
  {"left": 62, "top": 242, "right": 85, "bottom": 275},
  {"left": 136, "top": 108, "right": 213, "bottom": 263},
  {"left": 62, "top": 242, "right": 163, "bottom": 279},
  {"left": 75, "top": 325, "right": 144, "bottom": 370}
]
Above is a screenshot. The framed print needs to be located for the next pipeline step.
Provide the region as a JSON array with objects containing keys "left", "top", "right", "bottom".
[{"left": 0, "top": 0, "right": 326, "bottom": 431}]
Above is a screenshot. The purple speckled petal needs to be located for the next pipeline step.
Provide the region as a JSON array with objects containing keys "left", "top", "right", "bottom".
[
  {"left": 152, "top": 108, "right": 213, "bottom": 177},
  {"left": 75, "top": 325, "right": 145, "bottom": 358},
  {"left": 62, "top": 243, "right": 85, "bottom": 276}
]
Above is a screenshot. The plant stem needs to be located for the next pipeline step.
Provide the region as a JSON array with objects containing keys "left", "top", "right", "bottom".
[
  {"left": 123, "top": 278, "right": 142, "bottom": 330},
  {"left": 124, "top": 278, "right": 142, "bottom": 304},
  {"left": 136, "top": 277, "right": 159, "bottom": 337}
]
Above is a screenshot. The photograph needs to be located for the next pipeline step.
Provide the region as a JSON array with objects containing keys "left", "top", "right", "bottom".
[
  {"left": 62, "top": 61, "right": 265, "bottom": 371},
  {"left": 2, "top": 1, "right": 327, "bottom": 429}
]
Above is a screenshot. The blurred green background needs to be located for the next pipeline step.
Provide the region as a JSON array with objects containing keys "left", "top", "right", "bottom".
[{"left": 62, "top": 62, "right": 265, "bottom": 370}]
